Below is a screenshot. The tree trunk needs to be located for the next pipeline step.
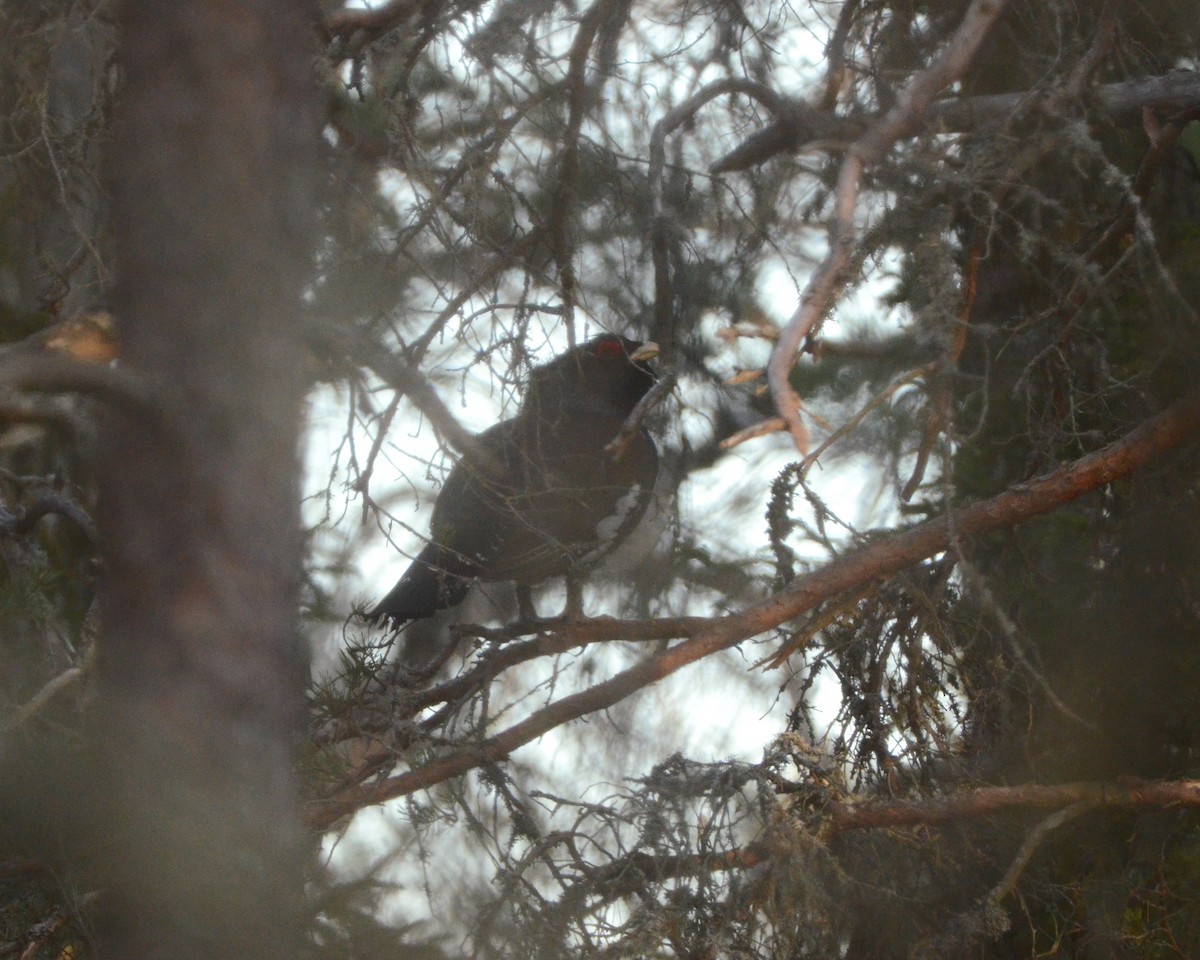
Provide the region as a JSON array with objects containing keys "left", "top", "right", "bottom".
[{"left": 96, "top": 3, "right": 318, "bottom": 958}]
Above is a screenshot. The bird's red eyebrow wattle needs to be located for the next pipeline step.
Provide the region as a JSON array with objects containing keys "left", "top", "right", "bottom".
[{"left": 593, "top": 338, "right": 625, "bottom": 358}]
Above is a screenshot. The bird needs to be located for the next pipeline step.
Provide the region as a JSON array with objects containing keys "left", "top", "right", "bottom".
[{"left": 366, "top": 334, "right": 660, "bottom": 630}]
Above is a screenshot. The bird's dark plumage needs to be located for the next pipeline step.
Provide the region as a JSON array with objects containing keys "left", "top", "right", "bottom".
[{"left": 367, "top": 334, "right": 660, "bottom": 627}]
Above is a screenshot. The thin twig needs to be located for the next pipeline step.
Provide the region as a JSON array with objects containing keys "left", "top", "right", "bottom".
[
  {"left": 900, "top": 245, "right": 981, "bottom": 501},
  {"left": 987, "top": 801, "right": 1096, "bottom": 904},
  {"left": 719, "top": 416, "right": 786, "bottom": 451},
  {"left": 957, "top": 560, "right": 1099, "bottom": 732},
  {"left": 4, "top": 667, "right": 85, "bottom": 732},
  {"left": 800, "top": 363, "right": 935, "bottom": 476},
  {"left": 319, "top": 325, "right": 507, "bottom": 479},
  {"left": 648, "top": 78, "right": 788, "bottom": 348},
  {"left": 605, "top": 373, "right": 676, "bottom": 462}
]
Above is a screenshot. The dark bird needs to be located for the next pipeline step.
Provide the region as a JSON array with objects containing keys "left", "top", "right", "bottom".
[{"left": 367, "top": 334, "right": 660, "bottom": 629}]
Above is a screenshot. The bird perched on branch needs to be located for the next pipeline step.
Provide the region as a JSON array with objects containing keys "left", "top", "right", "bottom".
[{"left": 366, "top": 334, "right": 661, "bottom": 630}]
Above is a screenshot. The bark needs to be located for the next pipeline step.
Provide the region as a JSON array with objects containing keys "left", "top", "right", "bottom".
[{"left": 97, "top": 3, "right": 318, "bottom": 958}]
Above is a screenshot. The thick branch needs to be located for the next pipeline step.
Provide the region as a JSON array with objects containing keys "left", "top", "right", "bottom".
[
  {"left": 825, "top": 778, "right": 1200, "bottom": 835},
  {"left": 0, "top": 353, "right": 157, "bottom": 424},
  {"left": 856, "top": 0, "right": 1008, "bottom": 163},
  {"left": 0, "top": 313, "right": 151, "bottom": 422},
  {"left": 309, "top": 387, "right": 1200, "bottom": 828},
  {"left": 713, "top": 70, "right": 1200, "bottom": 174},
  {"left": 929, "top": 68, "right": 1200, "bottom": 131},
  {"left": 563, "top": 778, "right": 1200, "bottom": 883},
  {"left": 533, "top": 778, "right": 1200, "bottom": 894}
]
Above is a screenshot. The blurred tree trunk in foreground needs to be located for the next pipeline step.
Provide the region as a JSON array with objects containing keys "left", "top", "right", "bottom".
[{"left": 95, "top": 3, "right": 318, "bottom": 958}]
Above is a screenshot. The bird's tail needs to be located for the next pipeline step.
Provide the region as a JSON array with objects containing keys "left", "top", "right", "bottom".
[{"left": 364, "top": 542, "right": 477, "bottom": 627}]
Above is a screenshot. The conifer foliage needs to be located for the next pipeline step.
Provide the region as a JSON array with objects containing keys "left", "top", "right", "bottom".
[{"left": 3, "top": 2, "right": 1200, "bottom": 958}]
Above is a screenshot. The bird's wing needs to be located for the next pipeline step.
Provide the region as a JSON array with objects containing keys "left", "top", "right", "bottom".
[
  {"left": 367, "top": 420, "right": 520, "bottom": 625},
  {"left": 489, "top": 415, "right": 659, "bottom": 584}
]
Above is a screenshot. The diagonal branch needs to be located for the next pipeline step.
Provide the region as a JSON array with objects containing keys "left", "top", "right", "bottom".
[
  {"left": 309, "top": 384, "right": 1200, "bottom": 828},
  {"left": 766, "top": 0, "right": 1008, "bottom": 454}
]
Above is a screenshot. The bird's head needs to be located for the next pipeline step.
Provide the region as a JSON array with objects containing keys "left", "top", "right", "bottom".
[{"left": 525, "top": 334, "right": 659, "bottom": 419}]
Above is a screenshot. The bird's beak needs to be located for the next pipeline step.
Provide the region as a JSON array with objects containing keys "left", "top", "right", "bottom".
[{"left": 630, "top": 341, "right": 660, "bottom": 363}]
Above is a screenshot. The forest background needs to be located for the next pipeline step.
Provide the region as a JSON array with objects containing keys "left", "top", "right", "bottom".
[{"left": 4, "top": 1, "right": 1200, "bottom": 958}]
